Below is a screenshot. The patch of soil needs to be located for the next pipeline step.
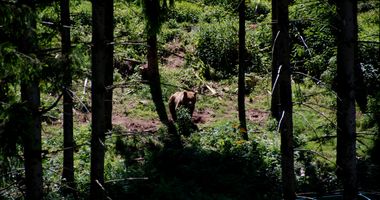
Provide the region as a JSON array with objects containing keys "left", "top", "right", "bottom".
[
  {"left": 76, "top": 108, "right": 267, "bottom": 133},
  {"left": 165, "top": 53, "right": 185, "bottom": 68},
  {"left": 192, "top": 109, "right": 215, "bottom": 124},
  {"left": 163, "top": 40, "right": 185, "bottom": 68},
  {"left": 246, "top": 109, "right": 269, "bottom": 125},
  {"left": 111, "top": 108, "right": 214, "bottom": 133},
  {"left": 112, "top": 115, "right": 160, "bottom": 133}
]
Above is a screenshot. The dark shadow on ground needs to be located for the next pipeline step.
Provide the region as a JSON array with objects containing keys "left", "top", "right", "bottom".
[{"left": 106, "top": 135, "right": 281, "bottom": 200}]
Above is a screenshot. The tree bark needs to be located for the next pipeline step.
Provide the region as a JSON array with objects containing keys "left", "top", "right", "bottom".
[
  {"left": 60, "top": 0, "right": 76, "bottom": 195},
  {"left": 238, "top": 0, "right": 248, "bottom": 140},
  {"left": 272, "top": 0, "right": 296, "bottom": 199},
  {"left": 336, "top": 0, "right": 358, "bottom": 199},
  {"left": 90, "top": 0, "right": 109, "bottom": 198},
  {"left": 143, "top": 0, "right": 181, "bottom": 147},
  {"left": 17, "top": 1, "right": 43, "bottom": 199},
  {"left": 104, "top": 0, "right": 114, "bottom": 132},
  {"left": 146, "top": 34, "right": 169, "bottom": 125},
  {"left": 146, "top": 33, "right": 181, "bottom": 147},
  {"left": 21, "top": 82, "right": 43, "bottom": 200},
  {"left": 271, "top": 0, "right": 281, "bottom": 120}
]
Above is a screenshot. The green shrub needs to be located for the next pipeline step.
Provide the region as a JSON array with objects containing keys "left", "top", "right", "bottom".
[
  {"left": 202, "top": 0, "right": 238, "bottom": 10},
  {"left": 195, "top": 19, "right": 239, "bottom": 79},
  {"left": 110, "top": 121, "right": 282, "bottom": 199},
  {"left": 175, "top": 107, "right": 198, "bottom": 137},
  {"left": 168, "top": 1, "right": 203, "bottom": 23},
  {"left": 200, "top": 5, "right": 231, "bottom": 23},
  {"left": 248, "top": 1, "right": 271, "bottom": 22},
  {"left": 246, "top": 15, "right": 272, "bottom": 74},
  {"left": 289, "top": 0, "right": 337, "bottom": 80}
]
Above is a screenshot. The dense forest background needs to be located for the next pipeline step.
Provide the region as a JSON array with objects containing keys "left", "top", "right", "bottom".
[{"left": 0, "top": 0, "right": 379, "bottom": 199}]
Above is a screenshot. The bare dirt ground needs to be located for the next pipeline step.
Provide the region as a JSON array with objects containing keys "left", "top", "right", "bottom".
[
  {"left": 163, "top": 40, "right": 186, "bottom": 68},
  {"left": 112, "top": 116, "right": 161, "bottom": 132},
  {"left": 111, "top": 109, "right": 213, "bottom": 133},
  {"left": 246, "top": 109, "right": 269, "bottom": 126},
  {"left": 109, "top": 108, "right": 268, "bottom": 133}
]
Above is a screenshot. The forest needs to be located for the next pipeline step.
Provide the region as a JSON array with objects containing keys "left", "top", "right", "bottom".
[{"left": 0, "top": 0, "right": 379, "bottom": 199}]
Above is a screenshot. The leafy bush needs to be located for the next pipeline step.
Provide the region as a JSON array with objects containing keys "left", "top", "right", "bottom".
[
  {"left": 358, "top": 7, "right": 380, "bottom": 95},
  {"left": 110, "top": 122, "right": 282, "bottom": 199},
  {"left": 248, "top": 1, "right": 271, "bottom": 22},
  {"left": 289, "top": 0, "right": 336, "bottom": 80},
  {"left": 168, "top": 1, "right": 203, "bottom": 23},
  {"left": 201, "top": 0, "right": 239, "bottom": 10},
  {"left": 175, "top": 107, "right": 198, "bottom": 137},
  {"left": 246, "top": 15, "right": 272, "bottom": 74},
  {"left": 200, "top": 5, "right": 230, "bottom": 23},
  {"left": 199, "top": 0, "right": 263, "bottom": 20},
  {"left": 195, "top": 19, "right": 239, "bottom": 79}
]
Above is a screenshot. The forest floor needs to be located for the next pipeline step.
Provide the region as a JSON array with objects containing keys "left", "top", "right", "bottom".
[
  {"left": 94, "top": 38, "right": 272, "bottom": 134},
  {"left": 110, "top": 108, "right": 269, "bottom": 133}
]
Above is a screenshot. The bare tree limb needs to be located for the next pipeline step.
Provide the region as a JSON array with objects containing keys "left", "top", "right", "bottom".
[{"left": 40, "top": 93, "right": 63, "bottom": 114}]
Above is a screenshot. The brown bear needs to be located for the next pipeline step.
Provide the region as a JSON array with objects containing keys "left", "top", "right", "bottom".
[{"left": 168, "top": 91, "right": 196, "bottom": 121}]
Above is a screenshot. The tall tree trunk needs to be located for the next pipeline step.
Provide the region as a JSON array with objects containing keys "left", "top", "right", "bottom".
[
  {"left": 90, "top": 0, "right": 109, "bottom": 198},
  {"left": 60, "top": 0, "right": 76, "bottom": 195},
  {"left": 146, "top": 34, "right": 181, "bottom": 147},
  {"left": 17, "top": 1, "right": 43, "bottom": 199},
  {"left": 271, "top": 0, "right": 281, "bottom": 120},
  {"left": 271, "top": 0, "right": 296, "bottom": 199},
  {"left": 104, "top": 0, "right": 114, "bottom": 132},
  {"left": 147, "top": 34, "right": 169, "bottom": 125},
  {"left": 143, "top": 0, "right": 181, "bottom": 148},
  {"left": 336, "top": 0, "right": 358, "bottom": 199},
  {"left": 238, "top": 0, "right": 248, "bottom": 140},
  {"left": 21, "top": 83, "right": 43, "bottom": 200}
]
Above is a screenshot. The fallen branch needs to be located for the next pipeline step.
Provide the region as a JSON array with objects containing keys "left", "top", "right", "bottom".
[{"left": 40, "top": 93, "right": 63, "bottom": 114}]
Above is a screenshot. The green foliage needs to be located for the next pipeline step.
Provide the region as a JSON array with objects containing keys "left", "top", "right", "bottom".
[
  {"left": 190, "top": 0, "right": 270, "bottom": 21},
  {"left": 168, "top": 1, "right": 203, "bottom": 23},
  {"left": 360, "top": 42, "right": 380, "bottom": 95},
  {"left": 195, "top": 18, "right": 239, "bottom": 79},
  {"left": 357, "top": 1, "right": 380, "bottom": 171},
  {"left": 175, "top": 107, "right": 197, "bottom": 136},
  {"left": 1, "top": 0, "right": 380, "bottom": 198},
  {"left": 0, "top": 3, "right": 43, "bottom": 83},
  {"left": 168, "top": 1, "right": 230, "bottom": 24},
  {"left": 201, "top": 0, "right": 239, "bottom": 9},
  {"left": 295, "top": 150, "right": 339, "bottom": 193},
  {"left": 358, "top": 4, "right": 380, "bottom": 96},
  {"left": 246, "top": 15, "right": 272, "bottom": 73},
  {"left": 141, "top": 0, "right": 166, "bottom": 35},
  {"left": 109, "top": 122, "right": 282, "bottom": 199},
  {"left": 289, "top": 0, "right": 336, "bottom": 80},
  {"left": 248, "top": 1, "right": 271, "bottom": 23},
  {"left": 71, "top": 1, "right": 92, "bottom": 43}
]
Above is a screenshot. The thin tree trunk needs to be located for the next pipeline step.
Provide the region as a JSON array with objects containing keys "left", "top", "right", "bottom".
[
  {"left": 90, "top": 0, "right": 108, "bottom": 198},
  {"left": 336, "top": 0, "right": 358, "bottom": 199},
  {"left": 146, "top": 34, "right": 181, "bottom": 147},
  {"left": 271, "top": 0, "right": 281, "bottom": 120},
  {"left": 238, "top": 0, "right": 248, "bottom": 140},
  {"left": 104, "top": 0, "right": 114, "bottom": 132},
  {"left": 60, "top": 0, "right": 76, "bottom": 195},
  {"left": 272, "top": 0, "right": 296, "bottom": 199},
  {"left": 147, "top": 34, "right": 168, "bottom": 124},
  {"left": 279, "top": 62, "right": 296, "bottom": 200},
  {"left": 21, "top": 82, "right": 43, "bottom": 200},
  {"left": 142, "top": 0, "right": 181, "bottom": 147},
  {"left": 18, "top": 1, "right": 43, "bottom": 199}
]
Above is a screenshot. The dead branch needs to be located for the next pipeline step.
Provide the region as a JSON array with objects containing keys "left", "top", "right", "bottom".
[{"left": 40, "top": 93, "right": 63, "bottom": 114}]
